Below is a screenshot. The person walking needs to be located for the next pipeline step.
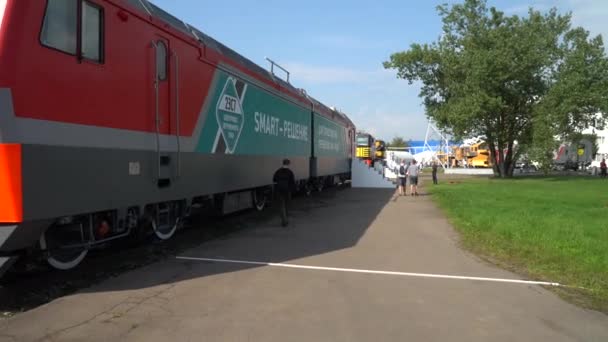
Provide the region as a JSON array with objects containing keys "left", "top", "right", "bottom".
[
  {"left": 431, "top": 161, "right": 438, "bottom": 185},
  {"left": 273, "top": 159, "right": 296, "bottom": 227},
  {"left": 398, "top": 160, "right": 408, "bottom": 195},
  {"left": 407, "top": 159, "right": 420, "bottom": 196},
  {"left": 600, "top": 158, "right": 607, "bottom": 179}
]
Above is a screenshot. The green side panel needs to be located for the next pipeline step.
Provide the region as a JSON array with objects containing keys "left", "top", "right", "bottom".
[
  {"left": 196, "top": 71, "right": 311, "bottom": 156},
  {"left": 196, "top": 72, "right": 229, "bottom": 152},
  {"left": 314, "top": 113, "right": 347, "bottom": 157}
]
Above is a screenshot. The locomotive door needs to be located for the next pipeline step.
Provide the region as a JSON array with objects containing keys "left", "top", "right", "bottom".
[
  {"left": 152, "top": 36, "right": 180, "bottom": 185},
  {"left": 152, "top": 37, "right": 171, "bottom": 144}
]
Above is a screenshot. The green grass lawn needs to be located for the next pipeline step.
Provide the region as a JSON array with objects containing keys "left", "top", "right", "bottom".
[{"left": 427, "top": 175, "right": 608, "bottom": 312}]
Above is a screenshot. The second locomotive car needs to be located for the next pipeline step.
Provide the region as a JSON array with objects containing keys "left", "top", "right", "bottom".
[{"left": 0, "top": 0, "right": 356, "bottom": 276}]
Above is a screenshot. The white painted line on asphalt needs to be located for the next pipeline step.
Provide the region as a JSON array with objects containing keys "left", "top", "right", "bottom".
[{"left": 175, "top": 256, "right": 562, "bottom": 287}]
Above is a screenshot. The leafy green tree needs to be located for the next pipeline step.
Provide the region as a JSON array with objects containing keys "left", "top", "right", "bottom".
[
  {"left": 528, "top": 116, "right": 558, "bottom": 175},
  {"left": 383, "top": 0, "right": 608, "bottom": 177},
  {"left": 388, "top": 136, "right": 408, "bottom": 148}
]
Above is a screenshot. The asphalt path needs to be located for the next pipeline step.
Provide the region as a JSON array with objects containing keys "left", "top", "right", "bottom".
[{"left": 1, "top": 185, "right": 607, "bottom": 341}]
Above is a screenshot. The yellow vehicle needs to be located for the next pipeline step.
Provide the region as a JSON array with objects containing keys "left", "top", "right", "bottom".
[
  {"left": 374, "top": 139, "right": 386, "bottom": 161},
  {"left": 448, "top": 145, "right": 469, "bottom": 167},
  {"left": 356, "top": 133, "right": 373, "bottom": 166},
  {"left": 356, "top": 133, "right": 386, "bottom": 167},
  {"left": 448, "top": 141, "right": 492, "bottom": 168},
  {"left": 469, "top": 142, "right": 492, "bottom": 168}
]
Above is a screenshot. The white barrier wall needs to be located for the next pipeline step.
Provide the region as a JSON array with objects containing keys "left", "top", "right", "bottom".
[
  {"left": 444, "top": 168, "right": 494, "bottom": 175},
  {"left": 351, "top": 159, "right": 396, "bottom": 188}
]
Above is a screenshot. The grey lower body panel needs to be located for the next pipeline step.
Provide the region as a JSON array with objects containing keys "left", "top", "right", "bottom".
[
  {"left": 315, "top": 157, "right": 351, "bottom": 177},
  {"left": 21, "top": 144, "right": 310, "bottom": 221}
]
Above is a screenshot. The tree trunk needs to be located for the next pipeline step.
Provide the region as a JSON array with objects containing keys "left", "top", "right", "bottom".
[
  {"left": 505, "top": 140, "right": 515, "bottom": 177},
  {"left": 489, "top": 141, "right": 500, "bottom": 177},
  {"left": 497, "top": 141, "right": 506, "bottom": 178}
]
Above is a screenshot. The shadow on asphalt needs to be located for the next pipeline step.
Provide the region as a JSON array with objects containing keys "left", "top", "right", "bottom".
[{"left": 0, "top": 185, "right": 395, "bottom": 315}]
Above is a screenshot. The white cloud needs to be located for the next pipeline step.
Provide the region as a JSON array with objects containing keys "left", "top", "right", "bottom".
[
  {"left": 315, "top": 34, "right": 392, "bottom": 50},
  {"left": 317, "top": 34, "right": 366, "bottom": 49},
  {"left": 283, "top": 63, "right": 400, "bottom": 85},
  {"left": 503, "top": 3, "right": 550, "bottom": 14},
  {"left": 351, "top": 110, "right": 431, "bottom": 141},
  {"left": 503, "top": 1, "right": 608, "bottom": 43},
  {"left": 565, "top": 0, "right": 608, "bottom": 41},
  {"left": 282, "top": 63, "right": 370, "bottom": 84},
  {"left": 281, "top": 62, "right": 429, "bottom": 139}
]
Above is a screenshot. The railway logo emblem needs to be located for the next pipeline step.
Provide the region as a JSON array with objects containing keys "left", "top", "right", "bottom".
[{"left": 216, "top": 77, "right": 245, "bottom": 154}]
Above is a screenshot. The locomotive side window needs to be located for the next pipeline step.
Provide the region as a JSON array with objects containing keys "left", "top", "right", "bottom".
[
  {"left": 81, "top": 1, "right": 103, "bottom": 62},
  {"left": 41, "top": 0, "right": 78, "bottom": 55},
  {"left": 156, "top": 41, "right": 167, "bottom": 81},
  {"left": 40, "top": 0, "right": 104, "bottom": 63}
]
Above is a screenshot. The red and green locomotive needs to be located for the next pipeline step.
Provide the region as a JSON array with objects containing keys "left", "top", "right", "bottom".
[{"left": 0, "top": 0, "right": 356, "bottom": 276}]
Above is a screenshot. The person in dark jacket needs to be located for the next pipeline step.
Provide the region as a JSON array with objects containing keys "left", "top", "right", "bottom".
[
  {"left": 432, "top": 161, "right": 438, "bottom": 185},
  {"left": 273, "top": 159, "right": 296, "bottom": 226}
]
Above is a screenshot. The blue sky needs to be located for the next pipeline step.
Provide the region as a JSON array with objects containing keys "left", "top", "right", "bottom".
[{"left": 149, "top": 0, "right": 608, "bottom": 141}]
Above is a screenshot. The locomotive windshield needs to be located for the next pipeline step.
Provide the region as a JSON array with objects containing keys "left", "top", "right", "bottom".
[{"left": 356, "top": 136, "right": 370, "bottom": 146}]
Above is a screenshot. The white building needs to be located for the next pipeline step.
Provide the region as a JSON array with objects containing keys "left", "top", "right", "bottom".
[{"left": 581, "top": 113, "right": 608, "bottom": 165}]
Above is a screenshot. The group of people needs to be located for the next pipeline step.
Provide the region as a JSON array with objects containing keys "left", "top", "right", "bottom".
[
  {"left": 397, "top": 160, "right": 417, "bottom": 196},
  {"left": 272, "top": 157, "right": 443, "bottom": 227},
  {"left": 397, "top": 159, "right": 440, "bottom": 196}
]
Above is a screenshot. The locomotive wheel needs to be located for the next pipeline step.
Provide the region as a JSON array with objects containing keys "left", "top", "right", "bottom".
[
  {"left": 151, "top": 218, "right": 179, "bottom": 241},
  {"left": 39, "top": 223, "right": 89, "bottom": 271},
  {"left": 150, "top": 201, "right": 184, "bottom": 241},
  {"left": 45, "top": 247, "right": 88, "bottom": 271},
  {"left": 252, "top": 188, "right": 267, "bottom": 211}
]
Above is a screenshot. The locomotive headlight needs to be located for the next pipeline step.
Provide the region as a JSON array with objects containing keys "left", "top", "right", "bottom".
[{"left": 0, "top": 0, "right": 6, "bottom": 34}]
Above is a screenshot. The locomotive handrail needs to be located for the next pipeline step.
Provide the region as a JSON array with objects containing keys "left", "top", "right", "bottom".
[
  {"left": 265, "top": 57, "right": 290, "bottom": 83},
  {"left": 303, "top": 91, "right": 316, "bottom": 176},
  {"left": 151, "top": 40, "right": 161, "bottom": 182},
  {"left": 173, "top": 49, "right": 181, "bottom": 178},
  {"left": 138, "top": 0, "right": 152, "bottom": 16}
]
